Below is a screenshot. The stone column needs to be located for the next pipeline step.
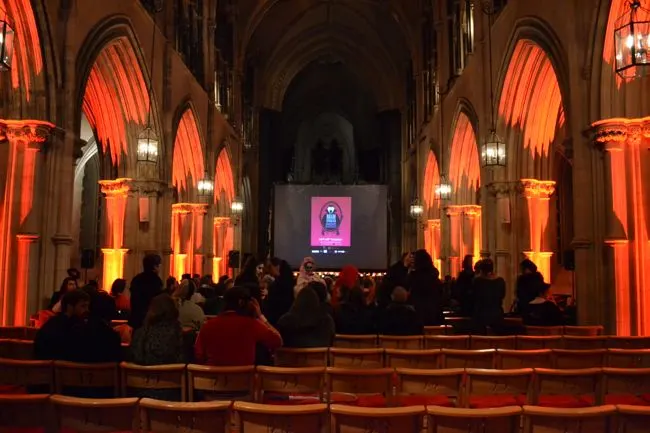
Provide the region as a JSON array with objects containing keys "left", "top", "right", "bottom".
[
  {"left": 445, "top": 205, "right": 462, "bottom": 276},
  {"left": 519, "top": 179, "right": 556, "bottom": 283},
  {"left": 427, "top": 219, "right": 442, "bottom": 271},
  {"left": 192, "top": 204, "right": 208, "bottom": 275},
  {"left": 461, "top": 205, "right": 482, "bottom": 264},
  {"left": 213, "top": 216, "right": 231, "bottom": 277},
  {"left": 487, "top": 181, "right": 515, "bottom": 305},
  {"left": 170, "top": 203, "right": 208, "bottom": 278},
  {"left": 0, "top": 121, "right": 54, "bottom": 325},
  {"left": 98, "top": 178, "right": 131, "bottom": 292}
]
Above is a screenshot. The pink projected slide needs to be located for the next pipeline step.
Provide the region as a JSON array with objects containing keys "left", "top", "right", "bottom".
[{"left": 310, "top": 197, "right": 352, "bottom": 247}]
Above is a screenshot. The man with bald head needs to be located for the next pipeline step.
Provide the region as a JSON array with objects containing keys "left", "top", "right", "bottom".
[{"left": 378, "top": 286, "right": 423, "bottom": 335}]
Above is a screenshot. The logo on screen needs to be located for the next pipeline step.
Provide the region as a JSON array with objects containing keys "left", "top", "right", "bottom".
[{"left": 319, "top": 201, "right": 343, "bottom": 235}]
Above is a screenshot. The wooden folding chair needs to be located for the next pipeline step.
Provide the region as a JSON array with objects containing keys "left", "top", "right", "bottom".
[
  {"left": 424, "top": 325, "right": 452, "bottom": 336},
  {"left": 384, "top": 349, "right": 441, "bottom": 369},
  {"left": 444, "top": 317, "right": 473, "bottom": 334},
  {"left": 0, "top": 359, "right": 53, "bottom": 394},
  {"left": 552, "top": 349, "right": 607, "bottom": 369},
  {"left": 139, "top": 398, "right": 231, "bottom": 433},
  {"left": 328, "top": 348, "right": 384, "bottom": 369},
  {"left": 464, "top": 368, "right": 533, "bottom": 408},
  {"left": 0, "top": 326, "right": 27, "bottom": 339},
  {"left": 326, "top": 367, "right": 394, "bottom": 407},
  {"left": 395, "top": 368, "right": 464, "bottom": 407},
  {"left": 617, "top": 405, "right": 650, "bottom": 433},
  {"left": 120, "top": 362, "right": 187, "bottom": 401},
  {"left": 602, "top": 367, "right": 650, "bottom": 405},
  {"left": 441, "top": 349, "right": 495, "bottom": 369},
  {"left": 333, "top": 334, "right": 377, "bottom": 348},
  {"left": 470, "top": 335, "right": 516, "bottom": 350},
  {"left": 496, "top": 349, "right": 553, "bottom": 369},
  {"left": 525, "top": 326, "right": 564, "bottom": 336},
  {"left": 233, "top": 401, "right": 328, "bottom": 433},
  {"left": 563, "top": 336, "right": 608, "bottom": 350},
  {"left": 50, "top": 395, "right": 139, "bottom": 433},
  {"left": 428, "top": 406, "right": 522, "bottom": 433},
  {"left": 522, "top": 405, "right": 616, "bottom": 433},
  {"left": 607, "top": 336, "right": 650, "bottom": 349},
  {"left": 274, "top": 348, "right": 328, "bottom": 367},
  {"left": 563, "top": 326, "right": 604, "bottom": 336},
  {"left": 533, "top": 368, "right": 603, "bottom": 408},
  {"left": 330, "top": 404, "right": 425, "bottom": 433},
  {"left": 256, "top": 366, "right": 325, "bottom": 404},
  {"left": 0, "top": 394, "right": 51, "bottom": 433},
  {"left": 517, "top": 335, "right": 563, "bottom": 350},
  {"left": 54, "top": 361, "right": 119, "bottom": 398},
  {"left": 0, "top": 339, "right": 33, "bottom": 360},
  {"left": 378, "top": 335, "right": 423, "bottom": 350},
  {"left": 187, "top": 364, "right": 255, "bottom": 402},
  {"left": 24, "top": 328, "right": 38, "bottom": 341},
  {"left": 607, "top": 349, "right": 650, "bottom": 368},
  {"left": 424, "top": 335, "right": 470, "bottom": 350}
]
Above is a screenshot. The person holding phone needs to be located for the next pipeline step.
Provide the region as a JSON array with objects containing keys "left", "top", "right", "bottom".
[{"left": 294, "top": 256, "right": 324, "bottom": 296}]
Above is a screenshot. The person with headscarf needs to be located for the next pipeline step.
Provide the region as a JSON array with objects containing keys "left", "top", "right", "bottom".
[
  {"left": 332, "top": 265, "right": 359, "bottom": 309},
  {"left": 294, "top": 256, "right": 324, "bottom": 296}
]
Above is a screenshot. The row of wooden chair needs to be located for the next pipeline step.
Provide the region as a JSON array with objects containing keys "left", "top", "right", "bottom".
[{"left": 3, "top": 394, "right": 648, "bottom": 433}]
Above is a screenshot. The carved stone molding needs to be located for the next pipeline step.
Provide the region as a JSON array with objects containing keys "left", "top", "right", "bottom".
[
  {"left": 592, "top": 117, "right": 650, "bottom": 150},
  {"left": 518, "top": 179, "right": 556, "bottom": 199},
  {"left": 486, "top": 181, "right": 516, "bottom": 197},
  {"left": 99, "top": 178, "right": 132, "bottom": 197},
  {"left": 214, "top": 216, "right": 231, "bottom": 227},
  {"left": 427, "top": 219, "right": 441, "bottom": 229},
  {"left": 172, "top": 202, "right": 209, "bottom": 215},
  {"left": 0, "top": 120, "right": 55, "bottom": 146},
  {"left": 445, "top": 205, "right": 462, "bottom": 217},
  {"left": 461, "top": 205, "right": 481, "bottom": 217},
  {"left": 51, "top": 234, "right": 74, "bottom": 246},
  {"left": 571, "top": 238, "right": 594, "bottom": 249},
  {"left": 129, "top": 179, "right": 168, "bottom": 196}
]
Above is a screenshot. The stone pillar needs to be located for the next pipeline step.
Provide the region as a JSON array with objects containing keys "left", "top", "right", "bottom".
[
  {"left": 461, "top": 205, "right": 482, "bottom": 264},
  {"left": 487, "top": 181, "right": 515, "bottom": 306},
  {"left": 170, "top": 203, "right": 208, "bottom": 279},
  {"left": 0, "top": 121, "right": 54, "bottom": 325},
  {"left": 445, "top": 205, "right": 462, "bottom": 276},
  {"left": 98, "top": 178, "right": 131, "bottom": 292},
  {"left": 213, "top": 216, "right": 231, "bottom": 277},
  {"left": 426, "top": 219, "right": 442, "bottom": 271},
  {"left": 519, "top": 179, "right": 556, "bottom": 283},
  {"left": 192, "top": 204, "right": 208, "bottom": 276}
]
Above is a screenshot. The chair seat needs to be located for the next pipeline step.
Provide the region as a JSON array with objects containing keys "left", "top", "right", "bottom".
[
  {"left": 0, "top": 385, "right": 26, "bottom": 394},
  {"left": 396, "top": 395, "right": 454, "bottom": 407},
  {"left": 537, "top": 394, "right": 594, "bottom": 408},
  {"left": 263, "top": 393, "right": 322, "bottom": 406},
  {"left": 469, "top": 394, "right": 527, "bottom": 409},
  {"left": 605, "top": 394, "right": 650, "bottom": 406}
]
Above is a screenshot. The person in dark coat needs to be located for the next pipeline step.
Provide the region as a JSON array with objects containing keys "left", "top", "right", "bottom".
[
  {"left": 334, "top": 287, "right": 376, "bottom": 334},
  {"left": 515, "top": 259, "right": 544, "bottom": 314},
  {"left": 523, "top": 282, "right": 565, "bottom": 326},
  {"left": 376, "top": 253, "right": 412, "bottom": 309},
  {"left": 277, "top": 287, "right": 335, "bottom": 348},
  {"left": 48, "top": 277, "right": 78, "bottom": 310},
  {"left": 454, "top": 255, "right": 475, "bottom": 317},
  {"left": 471, "top": 259, "right": 506, "bottom": 334},
  {"left": 379, "top": 287, "right": 423, "bottom": 335},
  {"left": 406, "top": 249, "right": 444, "bottom": 325},
  {"left": 234, "top": 255, "right": 261, "bottom": 299},
  {"left": 263, "top": 258, "right": 295, "bottom": 326},
  {"left": 128, "top": 254, "right": 164, "bottom": 330}
]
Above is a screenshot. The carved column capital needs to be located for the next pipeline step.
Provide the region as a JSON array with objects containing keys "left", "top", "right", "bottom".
[
  {"left": 172, "top": 202, "right": 208, "bottom": 215},
  {"left": 591, "top": 117, "right": 650, "bottom": 150},
  {"left": 99, "top": 178, "right": 132, "bottom": 197},
  {"left": 518, "top": 179, "right": 556, "bottom": 199},
  {"left": 461, "top": 205, "right": 482, "bottom": 218},
  {"left": 427, "top": 218, "right": 440, "bottom": 229},
  {"left": 214, "top": 216, "right": 231, "bottom": 227},
  {"left": 1, "top": 120, "right": 55, "bottom": 147},
  {"left": 487, "top": 181, "right": 515, "bottom": 197},
  {"left": 445, "top": 205, "right": 462, "bottom": 217}
]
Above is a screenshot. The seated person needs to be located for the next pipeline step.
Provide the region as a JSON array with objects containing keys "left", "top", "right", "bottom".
[
  {"left": 176, "top": 279, "right": 205, "bottom": 331},
  {"left": 111, "top": 278, "right": 130, "bottom": 317},
  {"left": 334, "top": 287, "right": 376, "bottom": 335},
  {"left": 277, "top": 286, "right": 335, "bottom": 348},
  {"left": 194, "top": 286, "right": 282, "bottom": 366},
  {"left": 131, "top": 294, "right": 184, "bottom": 365},
  {"left": 379, "top": 286, "right": 423, "bottom": 336},
  {"left": 523, "top": 283, "right": 565, "bottom": 327}
]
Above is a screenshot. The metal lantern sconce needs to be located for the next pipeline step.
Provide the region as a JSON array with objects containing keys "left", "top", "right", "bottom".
[
  {"left": 481, "top": 130, "right": 507, "bottom": 167},
  {"left": 0, "top": 7, "right": 15, "bottom": 72},
  {"left": 230, "top": 196, "right": 244, "bottom": 225},
  {"left": 435, "top": 174, "right": 452, "bottom": 201},
  {"left": 409, "top": 198, "right": 424, "bottom": 220},
  {"left": 615, "top": 0, "right": 650, "bottom": 78},
  {"left": 137, "top": 127, "right": 159, "bottom": 163},
  {"left": 197, "top": 171, "right": 215, "bottom": 199}
]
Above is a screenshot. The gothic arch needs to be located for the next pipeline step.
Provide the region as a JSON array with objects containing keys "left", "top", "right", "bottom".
[
  {"left": 214, "top": 145, "right": 235, "bottom": 216},
  {"left": 422, "top": 149, "right": 440, "bottom": 218},
  {"left": 75, "top": 16, "right": 160, "bottom": 177},
  {"left": 171, "top": 102, "right": 205, "bottom": 202},
  {"left": 448, "top": 108, "right": 481, "bottom": 206}
]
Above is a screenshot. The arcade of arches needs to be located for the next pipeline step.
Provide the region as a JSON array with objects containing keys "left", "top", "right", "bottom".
[{"left": 0, "top": 0, "right": 649, "bottom": 336}]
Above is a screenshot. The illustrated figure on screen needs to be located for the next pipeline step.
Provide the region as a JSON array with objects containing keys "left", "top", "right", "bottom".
[{"left": 320, "top": 202, "right": 343, "bottom": 236}]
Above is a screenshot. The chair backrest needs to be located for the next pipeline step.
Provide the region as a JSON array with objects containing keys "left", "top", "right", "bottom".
[
  {"left": 0, "top": 326, "right": 27, "bottom": 339},
  {"left": 139, "top": 398, "right": 230, "bottom": 433},
  {"left": 330, "top": 404, "right": 425, "bottom": 433},
  {"left": 470, "top": 335, "right": 516, "bottom": 350},
  {"left": 552, "top": 349, "right": 607, "bottom": 369},
  {"left": 256, "top": 366, "right": 325, "bottom": 403},
  {"left": 50, "top": 394, "right": 139, "bottom": 432},
  {"left": 465, "top": 368, "right": 533, "bottom": 406},
  {"left": 395, "top": 368, "right": 464, "bottom": 403},
  {"left": 333, "top": 334, "right": 377, "bottom": 348},
  {"left": 563, "top": 336, "right": 607, "bottom": 350},
  {"left": 428, "top": 405, "right": 522, "bottom": 433},
  {"left": 378, "top": 335, "right": 423, "bottom": 350},
  {"left": 607, "top": 336, "right": 650, "bottom": 349},
  {"left": 384, "top": 349, "right": 441, "bottom": 369},
  {"left": 533, "top": 368, "right": 603, "bottom": 405},
  {"left": 186, "top": 364, "right": 255, "bottom": 402},
  {"left": 233, "top": 401, "right": 328, "bottom": 433},
  {"left": 0, "top": 339, "right": 33, "bottom": 360},
  {"left": 607, "top": 349, "right": 650, "bottom": 368},
  {"left": 563, "top": 326, "right": 604, "bottom": 336},
  {"left": 423, "top": 325, "right": 451, "bottom": 336},
  {"left": 54, "top": 361, "right": 119, "bottom": 397},
  {"left": 525, "top": 326, "right": 564, "bottom": 336},
  {"left": 602, "top": 368, "right": 650, "bottom": 400},
  {"left": 517, "top": 335, "right": 563, "bottom": 350},
  {"left": 326, "top": 367, "right": 394, "bottom": 403},
  {"left": 328, "top": 348, "right": 384, "bottom": 369},
  {"left": 496, "top": 349, "right": 553, "bottom": 369},
  {"left": 0, "top": 358, "right": 53, "bottom": 392},
  {"left": 0, "top": 394, "right": 51, "bottom": 432},
  {"left": 522, "top": 404, "right": 615, "bottom": 433},
  {"left": 617, "top": 405, "right": 650, "bottom": 433},
  {"left": 24, "top": 327, "right": 38, "bottom": 341},
  {"left": 441, "top": 349, "right": 495, "bottom": 369},
  {"left": 424, "top": 335, "right": 470, "bottom": 350},
  {"left": 274, "top": 348, "right": 328, "bottom": 367},
  {"left": 120, "top": 362, "right": 187, "bottom": 401}
]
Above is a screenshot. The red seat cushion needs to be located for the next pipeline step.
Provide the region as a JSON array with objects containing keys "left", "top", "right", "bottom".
[
  {"left": 0, "top": 385, "right": 26, "bottom": 394},
  {"left": 355, "top": 395, "right": 387, "bottom": 407},
  {"left": 397, "top": 395, "right": 454, "bottom": 407},
  {"left": 469, "top": 394, "right": 527, "bottom": 409},
  {"left": 537, "top": 395, "right": 593, "bottom": 408},
  {"left": 605, "top": 394, "right": 650, "bottom": 406}
]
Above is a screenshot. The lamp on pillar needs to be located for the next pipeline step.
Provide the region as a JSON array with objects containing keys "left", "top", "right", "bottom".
[
  {"left": 197, "top": 172, "right": 214, "bottom": 199},
  {"left": 137, "top": 127, "right": 159, "bottom": 163},
  {"left": 230, "top": 196, "right": 244, "bottom": 225},
  {"left": 409, "top": 198, "right": 424, "bottom": 220},
  {"left": 434, "top": 174, "right": 452, "bottom": 201},
  {"left": 0, "top": 7, "right": 15, "bottom": 71},
  {"left": 615, "top": 0, "right": 650, "bottom": 78}
]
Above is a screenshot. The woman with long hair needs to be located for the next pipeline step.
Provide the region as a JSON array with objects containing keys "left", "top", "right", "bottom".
[
  {"left": 235, "top": 255, "right": 262, "bottom": 300},
  {"left": 406, "top": 249, "right": 444, "bottom": 325},
  {"left": 131, "top": 294, "right": 183, "bottom": 365},
  {"left": 277, "top": 286, "right": 334, "bottom": 347},
  {"left": 49, "top": 277, "right": 78, "bottom": 311},
  {"left": 264, "top": 257, "right": 295, "bottom": 325}
]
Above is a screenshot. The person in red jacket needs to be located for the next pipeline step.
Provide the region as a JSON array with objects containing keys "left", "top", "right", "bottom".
[{"left": 194, "top": 286, "right": 282, "bottom": 365}]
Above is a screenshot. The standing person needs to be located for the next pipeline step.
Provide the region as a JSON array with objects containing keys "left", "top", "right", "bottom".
[
  {"left": 264, "top": 258, "right": 295, "bottom": 326},
  {"left": 406, "top": 249, "right": 444, "bottom": 325},
  {"left": 377, "top": 252, "right": 412, "bottom": 309},
  {"left": 471, "top": 259, "right": 506, "bottom": 334},
  {"left": 454, "top": 255, "right": 475, "bottom": 317},
  {"left": 277, "top": 287, "right": 335, "bottom": 348},
  {"left": 334, "top": 287, "right": 376, "bottom": 335},
  {"left": 235, "top": 256, "right": 261, "bottom": 298},
  {"left": 331, "top": 265, "right": 359, "bottom": 308},
  {"left": 294, "top": 257, "right": 324, "bottom": 296},
  {"left": 129, "top": 254, "right": 164, "bottom": 330}
]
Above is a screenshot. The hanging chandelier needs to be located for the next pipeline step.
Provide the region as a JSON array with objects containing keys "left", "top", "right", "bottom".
[
  {"left": 409, "top": 198, "right": 424, "bottom": 220},
  {"left": 197, "top": 171, "right": 215, "bottom": 198},
  {"left": 136, "top": 127, "right": 159, "bottom": 163},
  {"left": 481, "top": 130, "right": 506, "bottom": 167},
  {"left": 434, "top": 174, "right": 452, "bottom": 201},
  {"left": 0, "top": 7, "right": 15, "bottom": 72},
  {"left": 615, "top": 0, "right": 650, "bottom": 78}
]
